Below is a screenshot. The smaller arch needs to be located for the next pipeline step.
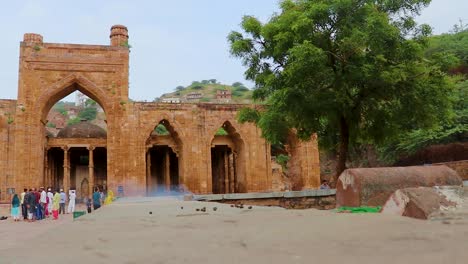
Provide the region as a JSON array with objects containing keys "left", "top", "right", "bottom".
[
  {"left": 210, "top": 121, "right": 246, "bottom": 194},
  {"left": 141, "top": 113, "right": 186, "bottom": 144},
  {"left": 35, "top": 74, "right": 111, "bottom": 122},
  {"left": 146, "top": 119, "right": 184, "bottom": 195},
  {"left": 208, "top": 120, "right": 244, "bottom": 146}
]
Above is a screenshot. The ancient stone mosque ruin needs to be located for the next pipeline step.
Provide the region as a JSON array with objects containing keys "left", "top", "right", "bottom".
[{"left": 0, "top": 25, "right": 320, "bottom": 202}]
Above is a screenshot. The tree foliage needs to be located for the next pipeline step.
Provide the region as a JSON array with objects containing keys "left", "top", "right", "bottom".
[
  {"left": 78, "top": 107, "right": 97, "bottom": 121},
  {"left": 155, "top": 124, "right": 170, "bottom": 135},
  {"left": 67, "top": 117, "right": 80, "bottom": 126},
  {"left": 229, "top": 0, "right": 451, "bottom": 179},
  {"left": 215, "top": 127, "right": 229, "bottom": 136}
]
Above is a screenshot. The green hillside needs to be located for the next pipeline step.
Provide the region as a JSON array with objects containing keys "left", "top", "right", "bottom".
[{"left": 158, "top": 80, "right": 253, "bottom": 103}]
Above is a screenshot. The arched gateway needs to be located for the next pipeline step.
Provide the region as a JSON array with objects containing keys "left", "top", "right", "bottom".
[{"left": 0, "top": 26, "right": 320, "bottom": 202}]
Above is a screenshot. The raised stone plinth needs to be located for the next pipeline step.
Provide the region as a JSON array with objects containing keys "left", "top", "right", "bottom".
[{"left": 189, "top": 189, "right": 336, "bottom": 210}]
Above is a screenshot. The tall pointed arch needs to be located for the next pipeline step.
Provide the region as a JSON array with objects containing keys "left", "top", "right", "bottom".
[{"left": 35, "top": 74, "right": 111, "bottom": 122}]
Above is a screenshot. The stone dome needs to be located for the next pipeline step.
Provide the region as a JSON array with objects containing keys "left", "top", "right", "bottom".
[{"left": 57, "top": 121, "right": 107, "bottom": 138}]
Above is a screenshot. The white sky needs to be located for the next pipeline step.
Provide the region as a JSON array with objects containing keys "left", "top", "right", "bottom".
[{"left": 0, "top": 0, "right": 466, "bottom": 101}]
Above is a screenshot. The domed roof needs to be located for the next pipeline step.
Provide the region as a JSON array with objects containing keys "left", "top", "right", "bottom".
[{"left": 57, "top": 121, "right": 107, "bottom": 138}]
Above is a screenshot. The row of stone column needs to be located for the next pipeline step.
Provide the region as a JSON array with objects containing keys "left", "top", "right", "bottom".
[
  {"left": 44, "top": 146, "right": 95, "bottom": 195},
  {"left": 223, "top": 151, "right": 236, "bottom": 193},
  {"left": 146, "top": 150, "right": 172, "bottom": 192}
]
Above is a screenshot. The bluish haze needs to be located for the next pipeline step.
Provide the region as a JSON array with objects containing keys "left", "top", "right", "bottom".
[{"left": 0, "top": 0, "right": 466, "bottom": 101}]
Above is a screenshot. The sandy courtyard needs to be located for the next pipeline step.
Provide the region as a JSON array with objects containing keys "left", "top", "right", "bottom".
[{"left": 0, "top": 196, "right": 467, "bottom": 264}]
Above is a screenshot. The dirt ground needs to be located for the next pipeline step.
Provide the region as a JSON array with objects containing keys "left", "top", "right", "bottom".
[{"left": 0, "top": 197, "right": 467, "bottom": 264}]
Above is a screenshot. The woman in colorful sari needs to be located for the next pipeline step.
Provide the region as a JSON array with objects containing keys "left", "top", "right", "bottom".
[
  {"left": 52, "top": 189, "right": 61, "bottom": 220},
  {"left": 104, "top": 190, "right": 114, "bottom": 205},
  {"left": 11, "top": 194, "right": 21, "bottom": 222}
]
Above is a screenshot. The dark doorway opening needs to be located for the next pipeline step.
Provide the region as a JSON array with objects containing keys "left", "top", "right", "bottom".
[
  {"left": 211, "top": 145, "right": 236, "bottom": 194},
  {"left": 147, "top": 145, "right": 179, "bottom": 194}
]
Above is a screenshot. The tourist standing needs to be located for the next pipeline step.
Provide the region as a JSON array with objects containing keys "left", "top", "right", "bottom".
[
  {"left": 93, "top": 188, "right": 101, "bottom": 210},
  {"left": 25, "top": 189, "right": 37, "bottom": 222},
  {"left": 67, "top": 190, "right": 76, "bottom": 213},
  {"left": 52, "top": 190, "right": 60, "bottom": 220},
  {"left": 11, "top": 194, "right": 20, "bottom": 222},
  {"left": 86, "top": 197, "right": 92, "bottom": 213},
  {"left": 100, "top": 189, "right": 105, "bottom": 206},
  {"left": 104, "top": 190, "right": 114, "bottom": 205},
  {"left": 20, "top": 188, "right": 27, "bottom": 220},
  {"left": 59, "top": 189, "right": 66, "bottom": 214},
  {"left": 47, "top": 188, "right": 54, "bottom": 218},
  {"left": 40, "top": 187, "right": 47, "bottom": 219},
  {"left": 33, "top": 188, "right": 41, "bottom": 220}
]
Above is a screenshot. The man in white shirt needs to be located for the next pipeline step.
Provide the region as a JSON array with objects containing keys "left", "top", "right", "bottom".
[
  {"left": 47, "top": 188, "right": 54, "bottom": 218},
  {"left": 39, "top": 187, "right": 47, "bottom": 220},
  {"left": 67, "top": 190, "right": 76, "bottom": 213}
]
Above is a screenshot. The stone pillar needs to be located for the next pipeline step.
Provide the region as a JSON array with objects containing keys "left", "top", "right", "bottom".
[
  {"left": 228, "top": 152, "right": 235, "bottom": 193},
  {"left": 224, "top": 151, "right": 229, "bottom": 193},
  {"left": 44, "top": 149, "right": 49, "bottom": 187},
  {"left": 165, "top": 151, "right": 170, "bottom": 191},
  {"left": 110, "top": 25, "right": 129, "bottom": 46},
  {"left": 146, "top": 149, "right": 152, "bottom": 195},
  {"left": 62, "top": 146, "right": 70, "bottom": 192},
  {"left": 87, "top": 146, "right": 95, "bottom": 195}
]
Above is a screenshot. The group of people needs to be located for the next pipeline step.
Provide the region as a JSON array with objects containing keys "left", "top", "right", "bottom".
[{"left": 9, "top": 187, "right": 113, "bottom": 222}]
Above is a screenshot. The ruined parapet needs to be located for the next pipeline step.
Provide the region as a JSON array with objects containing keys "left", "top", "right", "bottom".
[
  {"left": 23, "top": 33, "right": 43, "bottom": 44},
  {"left": 110, "top": 24, "right": 129, "bottom": 46},
  {"left": 336, "top": 165, "right": 462, "bottom": 207},
  {"left": 381, "top": 186, "right": 462, "bottom": 220}
]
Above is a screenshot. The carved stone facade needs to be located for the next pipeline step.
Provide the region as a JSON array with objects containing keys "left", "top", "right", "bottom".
[{"left": 0, "top": 25, "right": 320, "bottom": 202}]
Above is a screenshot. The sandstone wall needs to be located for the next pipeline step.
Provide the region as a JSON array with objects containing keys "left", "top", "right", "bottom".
[
  {"left": 0, "top": 100, "right": 16, "bottom": 201},
  {"left": 0, "top": 27, "right": 321, "bottom": 202}
]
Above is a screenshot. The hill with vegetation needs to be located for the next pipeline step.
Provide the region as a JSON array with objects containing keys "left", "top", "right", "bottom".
[{"left": 157, "top": 79, "right": 253, "bottom": 103}]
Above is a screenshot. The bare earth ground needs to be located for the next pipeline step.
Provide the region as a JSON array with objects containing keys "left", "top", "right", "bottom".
[{"left": 0, "top": 195, "right": 467, "bottom": 264}]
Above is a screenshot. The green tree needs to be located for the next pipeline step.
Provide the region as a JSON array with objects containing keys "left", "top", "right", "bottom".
[
  {"left": 46, "top": 122, "right": 56, "bottom": 128},
  {"left": 78, "top": 107, "right": 97, "bottom": 121},
  {"left": 175, "top": 86, "right": 185, "bottom": 92},
  {"left": 232, "top": 82, "right": 244, "bottom": 87},
  {"left": 67, "top": 117, "right": 80, "bottom": 126},
  {"left": 85, "top": 99, "right": 97, "bottom": 107},
  {"left": 53, "top": 101, "right": 67, "bottom": 116},
  {"left": 215, "top": 127, "right": 228, "bottom": 136},
  {"left": 229, "top": 0, "right": 451, "bottom": 181},
  {"left": 155, "top": 124, "right": 170, "bottom": 135},
  {"left": 209, "top": 79, "right": 217, "bottom": 84}
]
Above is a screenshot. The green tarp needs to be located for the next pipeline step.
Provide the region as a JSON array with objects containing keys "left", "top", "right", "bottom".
[{"left": 337, "top": 206, "right": 381, "bottom": 213}]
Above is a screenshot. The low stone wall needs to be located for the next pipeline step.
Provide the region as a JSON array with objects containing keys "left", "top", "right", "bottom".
[
  {"left": 190, "top": 189, "right": 336, "bottom": 210},
  {"left": 434, "top": 160, "right": 468, "bottom": 180}
]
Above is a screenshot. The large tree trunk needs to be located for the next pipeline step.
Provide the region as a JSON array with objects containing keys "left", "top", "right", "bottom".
[{"left": 334, "top": 116, "right": 349, "bottom": 183}]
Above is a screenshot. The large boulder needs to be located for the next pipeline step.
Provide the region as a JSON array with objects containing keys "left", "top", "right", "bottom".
[
  {"left": 336, "top": 165, "right": 462, "bottom": 207},
  {"left": 381, "top": 187, "right": 459, "bottom": 219}
]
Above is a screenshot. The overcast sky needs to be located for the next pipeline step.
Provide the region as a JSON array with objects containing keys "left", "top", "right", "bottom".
[{"left": 0, "top": 0, "right": 466, "bottom": 101}]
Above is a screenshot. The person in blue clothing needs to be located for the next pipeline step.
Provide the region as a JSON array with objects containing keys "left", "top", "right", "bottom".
[{"left": 93, "top": 188, "right": 101, "bottom": 210}]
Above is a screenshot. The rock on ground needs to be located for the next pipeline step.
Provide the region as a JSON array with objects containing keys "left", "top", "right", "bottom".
[{"left": 381, "top": 186, "right": 462, "bottom": 219}]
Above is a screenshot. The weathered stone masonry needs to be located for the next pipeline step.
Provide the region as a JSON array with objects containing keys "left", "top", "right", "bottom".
[{"left": 0, "top": 25, "right": 320, "bottom": 202}]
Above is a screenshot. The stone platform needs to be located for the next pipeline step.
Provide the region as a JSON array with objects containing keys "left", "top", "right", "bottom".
[{"left": 188, "top": 189, "right": 336, "bottom": 209}]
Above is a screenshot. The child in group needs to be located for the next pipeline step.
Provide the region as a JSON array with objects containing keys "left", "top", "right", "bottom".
[{"left": 86, "top": 196, "right": 92, "bottom": 213}]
